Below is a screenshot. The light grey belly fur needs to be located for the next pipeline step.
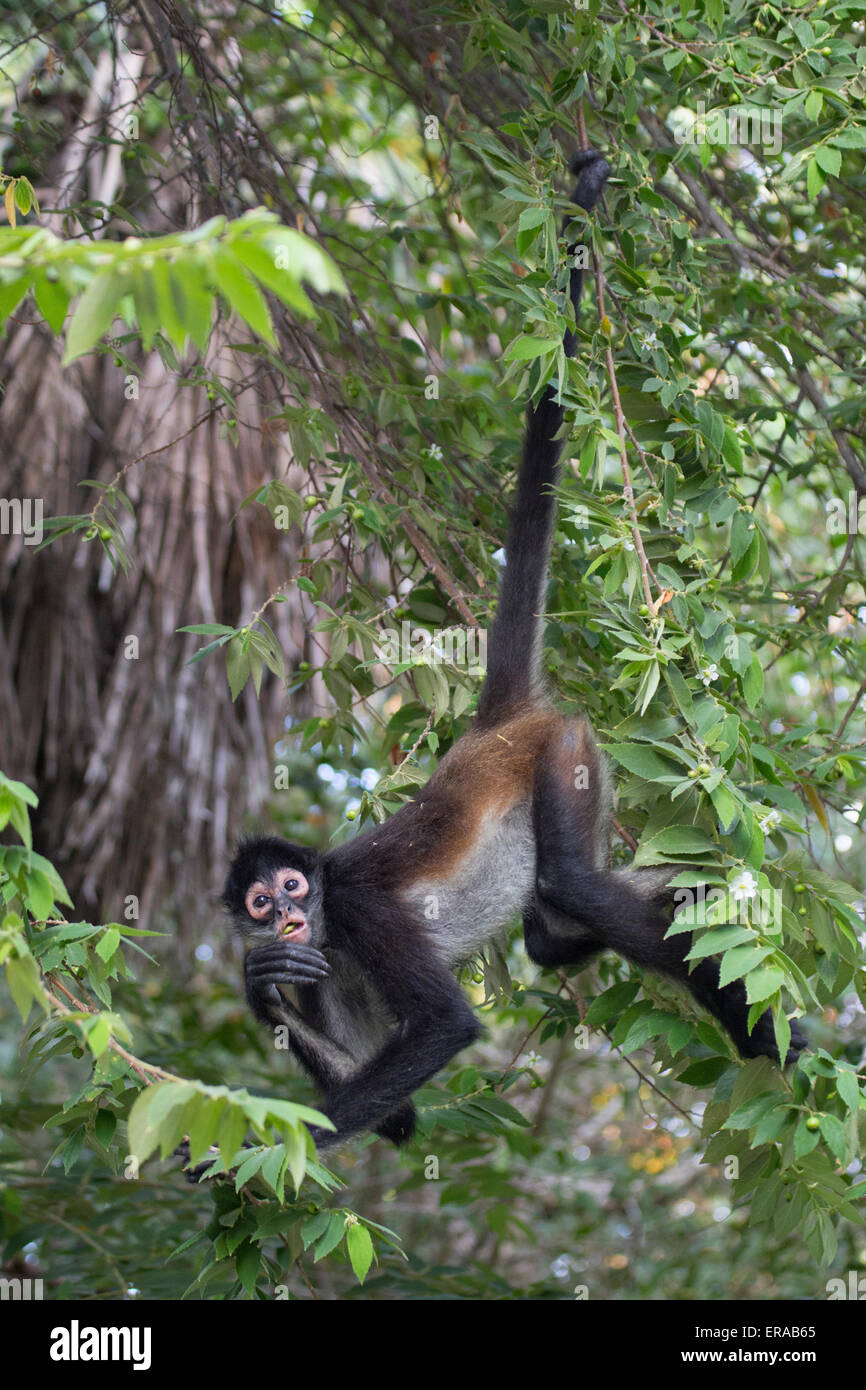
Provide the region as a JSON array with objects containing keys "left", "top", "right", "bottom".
[
  {"left": 278, "top": 804, "right": 536, "bottom": 1080},
  {"left": 402, "top": 801, "right": 536, "bottom": 967},
  {"left": 279, "top": 951, "right": 396, "bottom": 1078},
  {"left": 319, "top": 952, "right": 395, "bottom": 1068}
]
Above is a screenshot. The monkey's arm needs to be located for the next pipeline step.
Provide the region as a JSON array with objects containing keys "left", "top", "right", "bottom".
[
  {"left": 307, "top": 895, "right": 480, "bottom": 1149},
  {"left": 244, "top": 940, "right": 361, "bottom": 1078},
  {"left": 244, "top": 939, "right": 416, "bottom": 1145}
]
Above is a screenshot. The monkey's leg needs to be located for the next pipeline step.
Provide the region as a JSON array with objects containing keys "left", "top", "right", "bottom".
[
  {"left": 522, "top": 901, "right": 599, "bottom": 970},
  {"left": 523, "top": 719, "right": 611, "bottom": 966},
  {"left": 531, "top": 740, "right": 806, "bottom": 1064}
]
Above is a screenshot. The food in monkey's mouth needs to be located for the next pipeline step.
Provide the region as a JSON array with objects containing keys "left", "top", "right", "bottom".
[{"left": 281, "top": 920, "right": 310, "bottom": 944}]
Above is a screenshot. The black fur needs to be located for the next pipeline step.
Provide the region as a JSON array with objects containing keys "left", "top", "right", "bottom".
[
  {"left": 476, "top": 152, "right": 611, "bottom": 727},
  {"left": 525, "top": 748, "right": 806, "bottom": 1062},
  {"left": 219, "top": 151, "right": 805, "bottom": 1158}
]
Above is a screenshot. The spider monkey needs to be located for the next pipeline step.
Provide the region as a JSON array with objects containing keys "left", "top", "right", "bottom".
[{"left": 223, "top": 151, "right": 806, "bottom": 1153}]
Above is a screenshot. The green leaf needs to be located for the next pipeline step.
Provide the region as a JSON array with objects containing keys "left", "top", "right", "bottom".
[
  {"left": 346, "top": 1222, "right": 374, "bottom": 1284},
  {"left": 128, "top": 1081, "right": 198, "bottom": 1164},
  {"left": 709, "top": 784, "right": 739, "bottom": 834},
  {"left": 772, "top": 1010, "right": 791, "bottom": 1073},
  {"left": 806, "top": 157, "right": 825, "bottom": 200},
  {"left": 94, "top": 1109, "right": 117, "bottom": 1148},
  {"left": 818, "top": 1113, "right": 848, "bottom": 1163},
  {"left": 742, "top": 655, "right": 764, "bottom": 709},
  {"left": 226, "top": 635, "right": 252, "bottom": 701},
  {"left": 685, "top": 926, "right": 756, "bottom": 961},
  {"left": 5, "top": 953, "right": 48, "bottom": 1021},
  {"left": 314, "top": 1211, "right": 347, "bottom": 1261},
  {"left": 837, "top": 1069, "right": 861, "bottom": 1114},
  {"left": 676, "top": 1057, "right": 729, "bottom": 1086},
  {"left": 131, "top": 267, "right": 160, "bottom": 349},
  {"left": 302, "top": 1210, "right": 332, "bottom": 1249},
  {"left": 634, "top": 826, "right": 717, "bottom": 863},
  {"left": 179, "top": 623, "right": 237, "bottom": 636},
  {"left": 516, "top": 207, "right": 551, "bottom": 256},
  {"left": 235, "top": 1240, "right": 261, "bottom": 1297},
  {"left": 584, "top": 979, "right": 640, "bottom": 1025},
  {"left": 601, "top": 743, "right": 678, "bottom": 781},
  {"left": 745, "top": 966, "right": 785, "bottom": 1003},
  {"left": 793, "top": 1118, "right": 821, "bottom": 1159},
  {"left": 33, "top": 275, "right": 70, "bottom": 334},
  {"left": 96, "top": 926, "right": 120, "bottom": 961},
  {"left": 217, "top": 1103, "right": 247, "bottom": 1166},
  {"left": 725, "top": 1092, "right": 784, "bottom": 1130},
  {"left": 213, "top": 248, "right": 275, "bottom": 344},
  {"left": 730, "top": 510, "right": 754, "bottom": 567},
  {"left": 804, "top": 91, "right": 823, "bottom": 122},
  {"left": 187, "top": 1096, "right": 226, "bottom": 1165},
  {"left": 0, "top": 275, "right": 30, "bottom": 326},
  {"left": 232, "top": 238, "right": 316, "bottom": 316},
  {"left": 814, "top": 145, "right": 842, "bottom": 177},
  {"left": 665, "top": 664, "right": 694, "bottom": 718},
  {"left": 169, "top": 263, "right": 213, "bottom": 352},
  {"left": 503, "top": 335, "right": 559, "bottom": 362},
  {"left": 63, "top": 272, "right": 124, "bottom": 362},
  {"left": 719, "top": 945, "right": 775, "bottom": 988},
  {"left": 83, "top": 1013, "right": 111, "bottom": 1058}
]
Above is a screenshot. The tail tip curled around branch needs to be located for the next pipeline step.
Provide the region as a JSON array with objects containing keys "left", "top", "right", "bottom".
[
  {"left": 568, "top": 149, "right": 612, "bottom": 211},
  {"left": 570, "top": 149, "right": 608, "bottom": 175}
]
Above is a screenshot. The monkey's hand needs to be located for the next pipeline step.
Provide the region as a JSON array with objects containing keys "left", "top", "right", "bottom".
[{"left": 245, "top": 941, "right": 330, "bottom": 1020}]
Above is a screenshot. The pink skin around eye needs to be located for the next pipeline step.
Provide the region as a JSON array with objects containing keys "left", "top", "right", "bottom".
[{"left": 275, "top": 869, "right": 309, "bottom": 898}]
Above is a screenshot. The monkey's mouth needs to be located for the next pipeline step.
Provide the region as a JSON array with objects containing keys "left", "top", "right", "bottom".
[{"left": 280, "top": 918, "right": 310, "bottom": 944}]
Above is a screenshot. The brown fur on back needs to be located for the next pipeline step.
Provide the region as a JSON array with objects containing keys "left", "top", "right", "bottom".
[{"left": 387, "top": 706, "right": 595, "bottom": 886}]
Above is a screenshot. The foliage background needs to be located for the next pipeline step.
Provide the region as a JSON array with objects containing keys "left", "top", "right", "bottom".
[{"left": 0, "top": 0, "right": 864, "bottom": 1299}]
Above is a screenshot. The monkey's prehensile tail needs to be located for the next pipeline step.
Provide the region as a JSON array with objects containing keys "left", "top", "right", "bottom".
[{"left": 476, "top": 151, "right": 610, "bottom": 728}]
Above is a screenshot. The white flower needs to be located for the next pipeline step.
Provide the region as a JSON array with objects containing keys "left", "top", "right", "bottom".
[
  {"left": 700, "top": 664, "right": 719, "bottom": 685},
  {"left": 522, "top": 1050, "right": 542, "bottom": 1069},
  {"left": 426, "top": 443, "right": 443, "bottom": 460},
  {"left": 758, "top": 808, "right": 781, "bottom": 832},
  {"left": 641, "top": 331, "right": 658, "bottom": 351},
  {"left": 730, "top": 871, "right": 758, "bottom": 902}
]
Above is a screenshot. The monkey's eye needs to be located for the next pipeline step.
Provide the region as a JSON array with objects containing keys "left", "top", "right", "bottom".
[
  {"left": 278, "top": 870, "right": 308, "bottom": 896},
  {"left": 245, "top": 884, "right": 277, "bottom": 919}
]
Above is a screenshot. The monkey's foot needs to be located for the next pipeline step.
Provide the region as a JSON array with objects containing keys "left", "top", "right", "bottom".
[{"left": 741, "top": 1012, "right": 808, "bottom": 1067}]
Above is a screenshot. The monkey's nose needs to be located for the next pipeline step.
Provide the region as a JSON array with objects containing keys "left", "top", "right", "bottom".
[{"left": 277, "top": 906, "right": 306, "bottom": 935}]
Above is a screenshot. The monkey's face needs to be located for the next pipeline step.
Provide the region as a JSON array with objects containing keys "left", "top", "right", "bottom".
[
  {"left": 246, "top": 865, "right": 312, "bottom": 943},
  {"left": 223, "top": 836, "right": 324, "bottom": 945}
]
